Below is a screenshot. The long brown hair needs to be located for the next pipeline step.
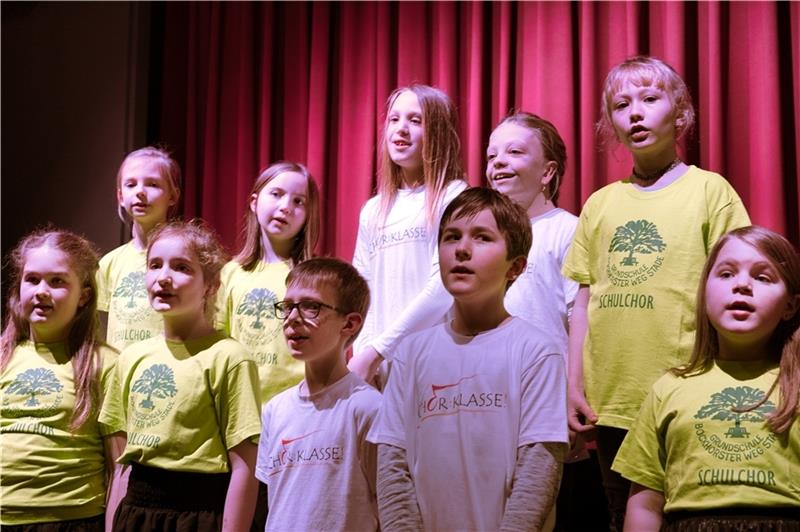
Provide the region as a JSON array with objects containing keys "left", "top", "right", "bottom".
[
  {"left": 673, "top": 226, "right": 800, "bottom": 433},
  {"left": 378, "top": 84, "right": 465, "bottom": 227},
  {"left": 1, "top": 229, "right": 104, "bottom": 431},
  {"left": 235, "top": 161, "right": 320, "bottom": 270}
]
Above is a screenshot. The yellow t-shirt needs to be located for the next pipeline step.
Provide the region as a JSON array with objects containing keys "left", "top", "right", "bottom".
[
  {"left": 562, "top": 166, "right": 750, "bottom": 429},
  {"left": 613, "top": 360, "right": 800, "bottom": 512},
  {"left": 1, "top": 341, "right": 117, "bottom": 525},
  {"left": 97, "top": 242, "right": 163, "bottom": 350},
  {"left": 99, "top": 331, "right": 261, "bottom": 473},
  {"left": 216, "top": 260, "right": 303, "bottom": 403}
]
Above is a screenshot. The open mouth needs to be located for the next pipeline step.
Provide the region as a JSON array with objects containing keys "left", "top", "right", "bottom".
[
  {"left": 629, "top": 126, "right": 649, "bottom": 141},
  {"left": 451, "top": 266, "right": 474, "bottom": 275},
  {"left": 393, "top": 139, "right": 411, "bottom": 148},
  {"left": 727, "top": 301, "right": 755, "bottom": 312},
  {"left": 492, "top": 172, "right": 515, "bottom": 182}
]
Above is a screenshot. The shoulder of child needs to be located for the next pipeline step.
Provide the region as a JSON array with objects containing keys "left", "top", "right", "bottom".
[
  {"left": 505, "top": 317, "right": 564, "bottom": 361},
  {"left": 385, "top": 322, "right": 449, "bottom": 364},
  {"left": 99, "top": 241, "right": 135, "bottom": 267}
]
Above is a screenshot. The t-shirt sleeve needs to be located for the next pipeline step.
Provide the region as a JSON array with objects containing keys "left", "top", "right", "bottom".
[
  {"left": 213, "top": 262, "right": 235, "bottom": 333},
  {"left": 367, "top": 351, "right": 409, "bottom": 449},
  {"left": 705, "top": 176, "right": 751, "bottom": 253},
  {"left": 96, "top": 252, "right": 113, "bottom": 312},
  {"left": 217, "top": 353, "right": 262, "bottom": 449},
  {"left": 611, "top": 383, "right": 666, "bottom": 492},
  {"left": 353, "top": 204, "right": 376, "bottom": 354},
  {"left": 97, "top": 347, "right": 120, "bottom": 436},
  {"left": 254, "top": 398, "right": 274, "bottom": 484},
  {"left": 519, "top": 351, "right": 569, "bottom": 447},
  {"left": 560, "top": 219, "right": 580, "bottom": 321},
  {"left": 561, "top": 200, "right": 594, "bottom": 285},
  {"left": 98, "top": 352, "right": 128, "bottom": 434}
]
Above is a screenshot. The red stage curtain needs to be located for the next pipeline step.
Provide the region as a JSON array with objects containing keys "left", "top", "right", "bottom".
[{"left": 156, "top": 1, "right": 800, "bottom": 258}]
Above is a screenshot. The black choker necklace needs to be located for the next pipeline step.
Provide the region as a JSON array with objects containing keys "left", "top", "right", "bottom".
[{"left": 632, "top": 158, "right": 682, "bottom": 182}]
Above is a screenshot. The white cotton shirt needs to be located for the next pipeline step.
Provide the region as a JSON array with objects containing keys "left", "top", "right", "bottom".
[
  {"left": 505, "top": 208, "right": 578, "bottom": 361},
  {"left": 352, "top": 180, "right": 467, "bottom": 359},
  {"left": 256, "top": 372, "right": 381, "bottom": 532},
  {"left": 369, "top": 318, "right": 568, "bottom": 531}
]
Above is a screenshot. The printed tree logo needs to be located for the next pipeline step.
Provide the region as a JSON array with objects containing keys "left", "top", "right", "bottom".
[
  {"left": 609, "top": 220, "right": 666, "bottom": 266},
  {"left": 694, "top": 386, "right": 775, "bottom": 438},
  {"left": 132, "top": 364, "right": 177, "bottom": 409},
  {"left": 7, "top": 368, "right": 63, "bottom": 407},
  {"left": 236, "top": 288, "right": 277, "bottom": 330},
  {"left": 113, "top": 271, "right": 148, "bottom": 308}
]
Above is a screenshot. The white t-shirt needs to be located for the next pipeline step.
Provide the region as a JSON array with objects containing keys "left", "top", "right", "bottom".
[
  {"left": 505, "top": 208, "right": 578, "bottom": 360},
  {"left": 353, "top": 180, "right": 467, "bottom": 358},
  {"left": 256, "top": 372, "right": 381, "bottom": 532},
  {"left": 369, "top": 318, "right": 568, "bottom": 531}
]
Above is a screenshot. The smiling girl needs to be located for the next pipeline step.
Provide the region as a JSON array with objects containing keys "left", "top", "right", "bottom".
[
  {"left": 97, "top": 148, "right": 182, "bottom": 351},
  {"left": 1, "top": 229, "right": 117, "bottom": 531},
  {"left": 102, "top": 221, "right": 261, "bottom": 532},
  {"left": 614, "top": 226, "right": 800, "bottom": 531},
  {"left": 350, "top": 85, "right": 466, "bottom": 386}
]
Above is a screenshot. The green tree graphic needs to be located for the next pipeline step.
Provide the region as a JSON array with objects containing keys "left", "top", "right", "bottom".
[
  {"left": 695, "top": 386, "right": 775, "bottom": 438},
  {"left": 236, "top": 288, "right": 277, "bottom": 330},
  {"left": 7, "top": 368, "right": 63, "bottom": 406},
  {"left": 609, "top": 220, "right": 666, "bottom": 266},
  {"left": 113, "top": 271, "right": 148, "bottom": 308},
  {"left": 132, "top": 364, "right": 178, "bottom": 409}
]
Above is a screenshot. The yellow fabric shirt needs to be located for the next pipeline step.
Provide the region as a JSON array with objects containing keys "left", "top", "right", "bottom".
[
  {"left": 99, "top": 331, "right": 261, "bottom": 473},
  {"left": 216, "top": 260, "right": 303, "bottom": 404},
  {"left": 1, "top": 342, "right": 117, "bottom": 525},
  {"left": 562, "top": 167, "right": 750, "bottom": 429},
  {"left": 97, "top": 242, "right": 163, "bottom": 350},
  {"left": 613, "top": 360, "right": 800, "bottom": 512}
]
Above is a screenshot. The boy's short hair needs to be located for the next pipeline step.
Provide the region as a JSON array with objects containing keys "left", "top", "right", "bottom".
[
  {"left": 597, "top": 55, "right": 696, "bottom": 144},
  {"left": 286, "top": 257, "right": 370, "bottom": 339},
  {"left": 438, "top": 187, "right": 532, "bottom": 261}
]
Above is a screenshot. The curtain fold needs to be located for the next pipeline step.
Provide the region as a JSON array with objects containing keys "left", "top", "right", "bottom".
[{"left": 156, "top": 1, "right": 800, "bottom": 258}]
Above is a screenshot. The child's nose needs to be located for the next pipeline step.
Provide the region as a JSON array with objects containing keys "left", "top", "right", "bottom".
[
  {"left": 733, "top": 275, "right": 752, "bottom": 293},
  {"left": 629, "top": 100, "right": 644, "bottom": 121}
]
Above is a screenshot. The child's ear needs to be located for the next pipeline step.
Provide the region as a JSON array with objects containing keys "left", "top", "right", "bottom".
[
  {"left": 78, "top": 287, "right": 92, "bottom": 308},
  {"left": 249, "top": 193, "right": 259, "bottom": 214},
  {"left": 506, "top": 256, "right": 527, "bottom": 282},
  {"left": 116, "top": 188, "right": 124, "bottom": 206},
  {"left": 541, "top": 162, "right": 557, "bottom": 186},
  {"left": 341, "top": 312, "right": 364, "bottom": 339},
  {"left": 782, "top": 294, "right": 800, "bottom": 321}
]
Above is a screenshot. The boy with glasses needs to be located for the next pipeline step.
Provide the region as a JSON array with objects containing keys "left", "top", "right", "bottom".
[{"left": 255, "top": 258, "right": 380, "bottom": 531}]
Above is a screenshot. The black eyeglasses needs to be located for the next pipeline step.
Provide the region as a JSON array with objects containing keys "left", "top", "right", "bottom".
[{"left": 273, "top": 300, "right": 344, "bottom": 320}]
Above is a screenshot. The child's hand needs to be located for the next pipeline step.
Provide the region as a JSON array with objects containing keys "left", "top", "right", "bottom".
[
  {"left": 568, "top": 387, "right": 598, "bottom": 433},
  {"left": 348, "top": 346, "right": 384, "bottom": 384}
]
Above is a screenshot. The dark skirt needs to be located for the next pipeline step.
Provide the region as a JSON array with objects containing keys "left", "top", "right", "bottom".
[
  {"left": 3, "top": 514, "right": 104, "bottom": 532},
  {"left": 663, "top": 507, "right": 800, "bottom": 532},
  {"left": 113, "top": 462, "right": 231, "bottom": 532}
]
